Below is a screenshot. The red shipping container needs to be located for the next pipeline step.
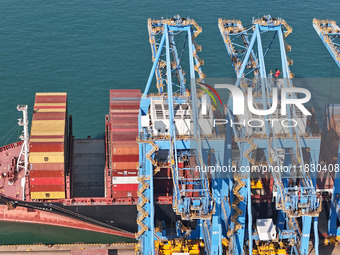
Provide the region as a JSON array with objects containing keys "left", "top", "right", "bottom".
[
  {"left": 30, "top": 163, "right": 64, "bottom": 171},
  {"left": 30, "top": 170, "right": 64, "bottom": 178},
  {"left": 110, "top": 121, "right": 138, "bottom": 127},
  {"left": 110, "top": 117, "right": 138, "bottom": 124},
  {"left": 110, "top": 126, "right": 138, "bottom": 132},
  {"left": 34, "top": 95, "right": 67, "bottom": 104},
  {"left": 30, "top": 177, "right": 64, "bottom": 185},
  {"left": 110, "top": 100, "right": 140, "bottom": 107},
  {"left": 110, "top": 112, "right": 138, "bottom": 118},
  {"left": 111, "top": 133, "right": 137, "bottom": 142},
  {"left": 30, "top": 184, "right": 65, "bottom": 192},
  {"left": 110, "top": 120, "right": 138, "bottom": 126},
  {"left": 34, "top": 105, "right": 66, "bottom": 111},
  {"left": 111, "top": 128, "right": 138, "bottom": 133},
  {"left": 112, "top": 154, "right": 139, "bottom": 162},
  {"left": 110, "top": 117, "right": 137, "bottom": 122},
  {"left": 111, "top": 176, "right": 138, "bottom": 198},
  {"left": 112, "top": 183, "right": 138, "bottom": 198},
  {"left": 110, "top": 89, "right": 141, "bottom": 99},
  {"left": 30, "top": 142, "right": 65, "bottom": 152},
  {"left": 112, "top": 169, "right": 138, "bottom": 176},
  {"left": 112, "top": 183, "right": 138, "bottom": 191},
  {"left": 110, "top": 109, "right": 139, "bottom": 115},
  {"left": 33, "top": 112, "right": 66, "bottom": 121},
  {"left": 112, "top": 190, "right": 138, "bottom": 198},
  {"left": 110, "top": 113, "right": 138, "bottom": 118},
  {"left": 111, "top": 139, "right": 138, "bottom": 144}
]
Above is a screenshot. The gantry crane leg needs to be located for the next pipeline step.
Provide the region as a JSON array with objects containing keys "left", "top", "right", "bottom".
[
  {"left": 328, "top": 143, "right": 340, "bottom": 242},
  {"left": 137, "top": 142, "right": 155, "bottom": 255}
]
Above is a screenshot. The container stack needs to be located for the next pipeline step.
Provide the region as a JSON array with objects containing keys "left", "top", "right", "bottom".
[
  {"left": 109, "top": 89, "right": 141, "bottom": 199},
  {"left": 320, "top": 104, "right": 340, "bottom": 165},
  {"left": 29, "top": 93, "right": 68, "bottom": 200}
]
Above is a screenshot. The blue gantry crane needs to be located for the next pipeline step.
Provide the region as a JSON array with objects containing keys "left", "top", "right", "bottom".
[
  {"left": 218, "top": 15, "right": 322, "bottom": 255},
  {"left": 136, "top": 16, "right": 226, "bottom": 255},
  {"left": 313, "top": 19, "right": 340, "bottom": 68},
  {"left": 313, "top": 18, "right": 340, "bottom": 245}
]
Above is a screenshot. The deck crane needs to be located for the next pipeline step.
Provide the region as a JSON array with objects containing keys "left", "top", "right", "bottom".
[
  {"left": 136, "top": 16, "right": 225, "bottom": 255},
  {"left": 313, "top": 18, "right": 340, "bottom": 245},
  {"left": 218, "top": 15, "right": 322, "bottom": 255},
  {"left": 313, "top": 19, "right": 340, "bottom": 68}
]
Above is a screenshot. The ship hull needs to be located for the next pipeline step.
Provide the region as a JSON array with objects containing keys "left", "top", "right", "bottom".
[
  {"left": 0, "top": 196, "right": 177, "bottom": 235},
  {"left": 1, "top": 195, "right": 331, "bottom": 239}
]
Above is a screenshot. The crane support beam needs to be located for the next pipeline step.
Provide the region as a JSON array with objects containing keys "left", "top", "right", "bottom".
[{"left": 313, "top": 19, "right": 340, "bottom": 68}]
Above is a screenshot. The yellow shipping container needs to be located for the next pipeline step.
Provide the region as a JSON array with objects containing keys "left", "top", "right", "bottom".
[
  {"left": 30, "top": 138, "right": 65, "bottom": 143},
  {"left": 30, "top": 191, "right": 65, "bottom": 200},
  {"left": 31, "top": 120, "right": 66, "bottom": 136},
  {"left": 34, "top": 108, "right": 66, "bottom": 113},
  {"left": 34, "top": 103, "right": 66, "bottom": 107},
  {"left": 36, "top": 92, "right": 67, "bottom": 96},
  {"left": 30, "top": 129, "right": 65, "bottom": 136},
  {"left": 31, "top": 120, "right": 65, "bottom": 127},
  {"left": 29, "top": 152, "right": 64, "bottom": 163}
]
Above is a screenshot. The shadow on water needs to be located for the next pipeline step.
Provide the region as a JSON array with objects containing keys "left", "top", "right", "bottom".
[{"left": 0, "top": 221, "right": 136, "bottom": 245}]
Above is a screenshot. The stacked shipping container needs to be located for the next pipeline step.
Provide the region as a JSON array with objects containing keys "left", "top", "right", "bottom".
[
  {"left": 109, "top": 89, "right": 140, "bottom": 199},
  {"left": 320, "top": 104, "right": 340, "bottom": 165},
  {"left": 29, "top": 93, "right": 68, "bottom": 200}
]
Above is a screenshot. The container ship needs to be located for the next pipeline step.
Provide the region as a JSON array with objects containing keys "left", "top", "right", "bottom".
[{"left": 0, "top": 90, "right": 175, "bottom": 241}]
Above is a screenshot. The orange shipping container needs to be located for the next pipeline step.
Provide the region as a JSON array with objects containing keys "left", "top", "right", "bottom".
[
  {"left": 30, "top": 184, "right": 65, "bottom": 192},
  {"left": 30, "top": 177, "right": 64, "bottom": 185},
  {"left": 112, "top": 145, "right": 139, "bottom": 155},
  {"left": 112, "top": 161, "right": 138, "bottom": 170},
  {"left": 30, "top": 142, "right": 64, "bottom": 152},
  {"left": 30, "top": 163, "right": 64, "bottom": 171},
  {"left": 30, "top": 170, "right": 64, "bottom": 178}
]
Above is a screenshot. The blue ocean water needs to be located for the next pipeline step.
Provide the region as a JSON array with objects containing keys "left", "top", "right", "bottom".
[
  {"left": 0, "top": 0, "right": 339, "bottom": 244},
  {"left": 0, "top": 0, "right": 339, "bottom": 140}
]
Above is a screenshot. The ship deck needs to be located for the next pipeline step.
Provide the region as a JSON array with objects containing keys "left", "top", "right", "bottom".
[{"left": 0, "top": 142, "right": 24, "bottom": 200}]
